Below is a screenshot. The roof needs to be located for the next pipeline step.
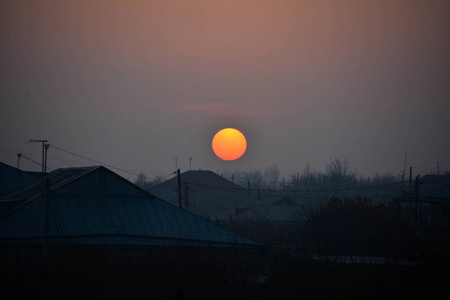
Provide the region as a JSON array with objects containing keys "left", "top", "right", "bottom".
[
  {"left": 152, "top": 170, "right": 245, "bottom": 192},
  {"left": 421, "top": 185, "right": 450, "bottom": 200},
  {"left": 393, "top": 175, "right": 450, "bottom": 203},
  {"left": 420, "top": 175, "right": 450, "bottom": 200},
  {"left": 0, "top": 166, "right": 260, "bottom": 248},
  {"left": 0, "top": 162, "right": 40, "bottom": 195},
  {"left": 0, "top": 166, "right": 101, "bottom": 216},
  {"left": 150, "top": 170, "right": 248, "bottom": 217},
  {"left": 211, "top": 195, "right": 300, "bottom": 222}
]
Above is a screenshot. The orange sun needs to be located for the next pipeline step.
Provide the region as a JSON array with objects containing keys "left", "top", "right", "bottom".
[{"left": 212, "top": 128, "right": 247, "bottom": 161}]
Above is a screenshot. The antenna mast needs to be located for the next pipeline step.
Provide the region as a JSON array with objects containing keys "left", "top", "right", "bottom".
[{"left": 27, "top": 139, "right": 48, "bottom": 173}]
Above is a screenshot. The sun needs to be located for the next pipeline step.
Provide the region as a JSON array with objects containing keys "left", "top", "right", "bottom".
[{"left": 212, "top": 128, "right": 247, "bottom": 161}]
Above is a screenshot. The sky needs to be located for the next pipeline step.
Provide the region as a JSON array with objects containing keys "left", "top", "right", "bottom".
[{"left": 1, "top": 0, "right": 449, "bottom": 182}]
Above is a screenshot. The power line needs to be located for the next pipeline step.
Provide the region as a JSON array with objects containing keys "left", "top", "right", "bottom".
[
  {"left": 47, "top": 148, "right": 161, "bottom": 176},
  {"left": 49, "top": 144, "right": 171, "bottom": 179},
  {"left": 50, "top": 145, "right": 141, "bottom": 177},
  {"left": 182, "top": 180, "right": 406, "bottom": 196},
  {"left": 179, "top": 180, "right": 408, "bottom": 201},
  {"left": 2, "top": 143, "right": 449, "bottom": 182},
  {"left": 1, "top": 144, "right": 173, "bottom": 179},
  {"left": 0, "top": 146, "right": 42, "bottom": 159},
  {"left": 47, "top": 148, "right": 74, "bottom": 167},
  {"left": 411, "top": 163, "right": 450, "bottom": 177},
  {"left": 20, "top": 154, "right": 42, "bottom": 168}
]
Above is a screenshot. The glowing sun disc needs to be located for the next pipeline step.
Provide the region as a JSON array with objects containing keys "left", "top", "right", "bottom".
[{"left": 212, "top": 128, "right": 247, "bottom": 161}]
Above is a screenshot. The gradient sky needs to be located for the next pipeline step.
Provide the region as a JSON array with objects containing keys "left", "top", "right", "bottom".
[{"left": 1, "top": 0, "right": 449, "bottom": 181}]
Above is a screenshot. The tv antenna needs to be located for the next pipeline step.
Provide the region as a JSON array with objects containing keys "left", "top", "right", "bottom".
[{"left": 26, "top": 140, "right": 49, "bottom": 173}]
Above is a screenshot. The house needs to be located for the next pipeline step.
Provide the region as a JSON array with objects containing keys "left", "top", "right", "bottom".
[
  {"left": 212, "top": 195, "right": 300, "bottom": 223},
  {"left": 150, "top": 169, "right": 249, "bottom": 218},
  {"left": 419, "top": 176, "right": 450, "bottom": 228},
  {"left": 393, "top": 175, "right": 450, "bottom": 228},
  {"left": 0, "top": 165, "right": 266, "bottom": 298},
  {"left": 0, "top": 166, "right": 262, "bottom": 248},
  {"left": 0, "top": 166, "right": 265, "bottom": 268}
]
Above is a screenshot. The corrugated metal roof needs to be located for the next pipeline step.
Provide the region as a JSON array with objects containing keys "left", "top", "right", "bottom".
[
  {"left": 0, "top": 162, "right": 40, "bottom": 195},
  {"left": 420, "top": 175, "right": 450, "bottom": 200},
  {"left": 0, "top": 166, "right": 100, "bottom": 218},
  {"left": 0, "top": 194, "right": 260, "bottom": 247},
  {"left": 0, "top": 166, "right": 260, "bottom": 248},
  {"left": 421, "top": 185, "right": 450, "bottom": 200},
  {"left": 150, "top": 170, "right": 248, "bottom": 217}
]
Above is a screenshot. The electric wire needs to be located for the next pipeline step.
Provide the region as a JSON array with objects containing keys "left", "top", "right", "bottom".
[
  {"left": 0, "top": 146, "right": 56, "bottom": 171},
  {"left": 50, "top": 145, "right": 143, "bottom": 178},
  {"left": 49, "top": 144, "right": 173, "bottom": 180},
  {"left": 20, "top": 154, "right": 43, "bottom": 168},
  {"left": 183, "top": 179, "right": 406, "bottom": 194},
  {"left": 0, "top": 147, "right": 43, "bottom": 160},
  {"left": 414, "top": 162, "right": 450, "bottom": 176},
  {"left": 2, "top": 144, "right": 449, "bottom": 188},
  {"left": 47, "top": 148, "right": 75, "bottom": 167},
  {"left": 180, "top": 177, "right": 450, "bottom": 202}
]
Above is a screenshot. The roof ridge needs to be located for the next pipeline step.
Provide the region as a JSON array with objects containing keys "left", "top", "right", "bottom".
[{"left": 48, "top": 166, "right": 101, "bottom": 190}]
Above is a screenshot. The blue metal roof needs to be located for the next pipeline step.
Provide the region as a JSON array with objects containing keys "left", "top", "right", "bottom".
[
  {"left": 421, "top": 185, "right": 450, "bottom": 200},
  {"left": 0, "top": 162, "right": 40, "bottom": 195},
  {"left": 0, "top": 166, "right": 260, "bottom": 248},
  {"left": 0, "top": 166, "right": 99, "bottom": 218}
]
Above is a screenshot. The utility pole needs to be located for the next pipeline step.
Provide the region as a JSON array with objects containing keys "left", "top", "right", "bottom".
[
  {"left": 409, "top": 167, "right": 412, "bottom": 185},
  {"left": 43, "top": 178, "right": 51, "bottom": 264},
  {"left": 177, "top": 169, "right": 182, "bottom": 209},
  {"left": 17, "top": 153, "right": 22, "bottom": 169},
  {"left": 414, "top": 175, "right": 420, "bottom": 238},
  {"left": 27, "top": 139, "right": 48, "bottom": 173},
  {"left": 26, "top": 140, "right": 49, "bottom": 264},
  {"left": 184, "top": 184, "right": 189, "bottom": 211},
  {"left": 189, "top": 158, "right": 192, "bottom": 170},
  {"left": 401, "top": 152, "right": 407, "bottom": 192},
  {"left": 44, "top": 144, "right": 49, "bottom": 173}
]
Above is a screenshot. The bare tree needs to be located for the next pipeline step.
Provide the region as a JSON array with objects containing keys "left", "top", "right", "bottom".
[
  {"left": 378, "top": 173, "right": 401, "bottom": 185},
  {"left": 324, "top": 156, "right": 358, "bottom": 188},
  {"left": 134, "top": 173, "right": 166, "bottom": 192},
  {"left": 264, "top": 165, "right": 281, "bottom": 190},
  {"left": 134, "top": 173, "right": 151, "bottom": 190},
  {"left": 240, "top": 170, "right": 265, "bottom": 191},
  {"left": 151, "top": 175, "right": 166, "bottom": 186}
]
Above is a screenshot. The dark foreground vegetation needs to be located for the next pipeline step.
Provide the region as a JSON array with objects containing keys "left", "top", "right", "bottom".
[
  {"left": 2, "top": 195, "right": 449, "bottom": 300},
  {"left": 1, "top": 245, "right": 448, "bottom": 300},
  {"left": 215, "top": 196, "right": 450, "bottom": 299}
]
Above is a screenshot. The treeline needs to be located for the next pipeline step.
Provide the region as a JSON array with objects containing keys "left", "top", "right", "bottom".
[
  {"left": 134, "top": 157, "right": 402, "bottom": 193},
  {"left": 226, "top": 157, "right": 401, "bottom": 191}
]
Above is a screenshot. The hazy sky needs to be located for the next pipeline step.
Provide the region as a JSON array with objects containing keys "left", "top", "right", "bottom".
[{"left": 1, "top": 0, "right": 449, "bottom": 181}]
